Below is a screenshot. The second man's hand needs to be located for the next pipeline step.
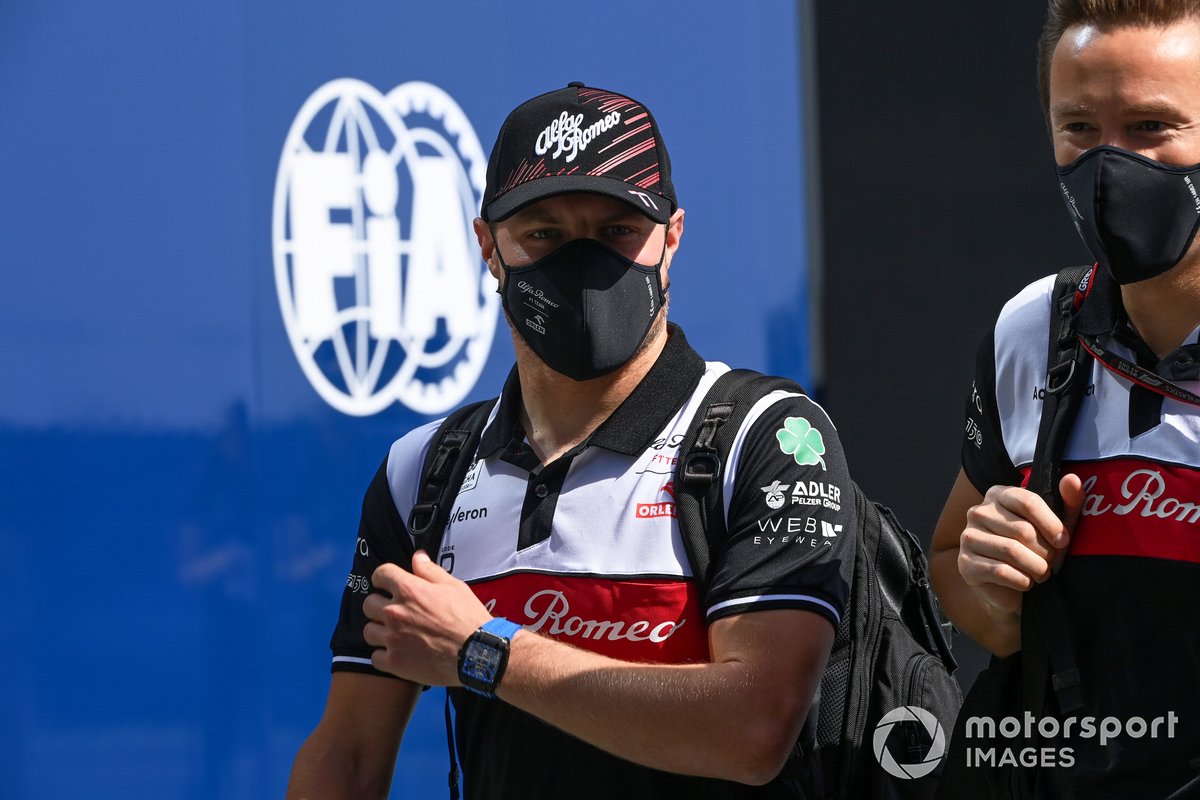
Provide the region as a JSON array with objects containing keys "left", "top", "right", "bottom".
[{"left": 957, "top": 473, "right": 1084, "bottom": 619}]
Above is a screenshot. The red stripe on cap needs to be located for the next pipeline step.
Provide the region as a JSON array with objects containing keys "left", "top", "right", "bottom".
[
  {"left": 499, "top": 159, "right": 526, "bottom": 194},
  {"left": 1020, "top": 460, "right": 1200, "bottom": 564},
  {"left": 589, "top": 138, "right": 657, "bottom": 176},
  {"left": 577, "top": 89, "right": 638, "bottom": 114},
  {"left": 598, "top": 123, "right": 652, "bottom": 153},
  {"left": 601, "top": 99, "right": 637, "bottom": 113},
  {"left": 625, "top": 163, "right": 657, "bottom": 181},
  {"left": 469, "top": 572, "right": 707, "bottom": 663},
  {"left": 499, "top": 157, "right": 546, "bottom": 194}
]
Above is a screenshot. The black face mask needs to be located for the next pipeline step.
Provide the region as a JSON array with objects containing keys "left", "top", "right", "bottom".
[
  {"left": 496, "top": 237, "right": 666, "bottom": 381},
  {"left": 1057, "top": 145, "right": 1200, "bottom": 285}
]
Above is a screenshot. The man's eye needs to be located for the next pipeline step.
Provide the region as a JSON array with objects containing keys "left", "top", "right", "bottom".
[
  {"left": 529, "top": 229, "right": 559, "bottom": 240},
  {"left": 1063, "top": 122, "right": 1094, "bottom": 133},
  {"left": 1135, "top": 121, "right": 1167, "bottom": 132}
]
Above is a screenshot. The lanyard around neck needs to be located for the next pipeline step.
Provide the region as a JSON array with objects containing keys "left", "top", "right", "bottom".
[{"left": 1077, "top": 333, "right": 1200, "bottom": 408}]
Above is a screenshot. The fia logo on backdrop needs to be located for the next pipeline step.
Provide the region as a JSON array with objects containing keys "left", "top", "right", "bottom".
[{"left": 273, "top": 80, "right": 498, "bottom": 416}]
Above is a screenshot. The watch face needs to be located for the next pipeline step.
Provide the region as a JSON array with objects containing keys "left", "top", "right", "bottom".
[{"left": 462, "top": 639, "right": 503, "bottom": 682}]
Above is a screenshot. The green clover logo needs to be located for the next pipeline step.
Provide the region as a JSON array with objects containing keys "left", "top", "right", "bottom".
[{"left": 776, "top": 416, "right": 827, "bottom": 470}]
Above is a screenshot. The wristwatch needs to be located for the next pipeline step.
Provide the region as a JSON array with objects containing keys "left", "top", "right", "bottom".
[{"left": 457, "top": 617, "right": 523, "bottom": 698}]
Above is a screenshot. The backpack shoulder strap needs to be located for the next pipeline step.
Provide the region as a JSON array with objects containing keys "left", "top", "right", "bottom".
[
  {"left": 404, "top": 398, "right": 496, "bottom": 800},
  {"left": 1022, "top": 264, "right": 1093, "bottom": 718},
  {"left": 1028, "top": 264, "right": 1093, "bottom": 506},
  {"left": 407, "top": 398, "right": 497, "bottom": 560},
  {"left": 674, "top": 369, "right": 806, "bottom": 585}
]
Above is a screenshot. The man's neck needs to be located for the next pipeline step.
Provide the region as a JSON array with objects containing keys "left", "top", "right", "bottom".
[
  {"left": 1120, "top": 262, "right": 1200, "bottom": 358},
  {"left": 514, "top": 324, "right": 669, "bottom": 465}
]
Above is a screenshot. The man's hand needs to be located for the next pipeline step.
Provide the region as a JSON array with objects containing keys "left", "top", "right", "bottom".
[
  {"left": 957, "top": 474, "right": 1085, "bottom": 619},
  {"left": 362, "top": 552, "right": 493, "bottom": 686}
]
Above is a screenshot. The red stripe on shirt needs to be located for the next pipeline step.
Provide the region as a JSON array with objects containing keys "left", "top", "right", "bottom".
[
  {"left": 468, "top": 572, "right": 708, "bottom": 663},
  {"left": 1020, "top": 459, "right": 1200, "bottom": 563}
]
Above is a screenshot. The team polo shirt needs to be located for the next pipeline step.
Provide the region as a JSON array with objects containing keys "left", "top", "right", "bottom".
[
  {"left": 962, "top": 270, "right": 1200, "bottom": 798},
  {"left": 330, "top": 325, "right": 856, "bottom": 800}
]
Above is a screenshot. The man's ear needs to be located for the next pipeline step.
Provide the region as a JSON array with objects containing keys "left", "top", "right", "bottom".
[
  {"left": 662, "top": 207, "right": 685, "bottom": 270},
  {"left": 474, "top": 218, "right": 501, "bottom": 280}
]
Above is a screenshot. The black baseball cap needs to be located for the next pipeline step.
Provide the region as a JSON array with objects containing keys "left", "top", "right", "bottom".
[{"left": 481, "top": 82, "right": 677, "bottom": 224}]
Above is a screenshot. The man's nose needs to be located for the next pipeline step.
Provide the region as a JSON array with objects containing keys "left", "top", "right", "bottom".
[{"left": 1097, "top": 131, "right": 1142, "bottom": 155}]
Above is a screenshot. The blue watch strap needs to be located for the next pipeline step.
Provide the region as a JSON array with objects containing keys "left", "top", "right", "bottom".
[
  {"left": 481, "top": 617, "right": 523, "bottom": 641},
  {"left": 458, "top": 617, "right": 524, "bottom": 698}
]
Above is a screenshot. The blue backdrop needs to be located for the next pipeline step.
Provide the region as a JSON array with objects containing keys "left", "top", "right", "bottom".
[{"left": 0, "top": 1, "right": 816, "bottom": 796}]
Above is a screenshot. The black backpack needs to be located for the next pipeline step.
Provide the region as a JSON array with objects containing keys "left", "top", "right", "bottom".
[
  {"left": 672, "top": 369, "right": 962, "bottom": 799},
  {"left": 406, "top": 370, "right": 963, "bottom": 800}
]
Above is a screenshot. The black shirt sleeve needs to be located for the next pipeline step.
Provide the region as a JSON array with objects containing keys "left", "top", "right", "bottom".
[
  {"left": 960, "top": 326, "right": 1022, "bottom": 494},
  {"left": 328, "top": 456, "right": 416, "bottom": 677},
  {"left": 705, "top": 393, "right": 857, "bottom": 629}
]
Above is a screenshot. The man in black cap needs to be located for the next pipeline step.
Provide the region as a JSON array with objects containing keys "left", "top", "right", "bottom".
[{"left": 288, "top": 83, "right": 856, "bottom": 799}]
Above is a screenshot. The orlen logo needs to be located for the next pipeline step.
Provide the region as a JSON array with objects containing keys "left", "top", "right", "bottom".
[
  {"left": 273, "top": 79, "right": 498, "bottom": 416},
  {"left": 636, "top": 482, "right": 677, "bottom": 519}
]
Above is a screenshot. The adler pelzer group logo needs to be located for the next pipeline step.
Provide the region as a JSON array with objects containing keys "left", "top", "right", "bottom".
[{"left": 273, "top": 80, "right": 498, "bottom": 416}]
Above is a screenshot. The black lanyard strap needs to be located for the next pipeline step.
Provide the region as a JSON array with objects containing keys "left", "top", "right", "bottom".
[{"left": 1078, "top": 334, "right": 1200, "bottom": 408}]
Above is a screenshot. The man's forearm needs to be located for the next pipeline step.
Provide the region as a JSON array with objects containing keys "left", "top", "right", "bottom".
[
  {"left": 929, "top": 547, "right": 1021, "bottom": 657},
  {"left": 286, "top": 733, "right": 394, "bottom": 800},
  {"left": 930, "top": 471, "right": 1024, "bottom": 658},
  {"left": 496, "top": 610, "right": 830, "bottom": 786},
  {"left": 286, "top": 673, "right": 417, "bottom": 800}
]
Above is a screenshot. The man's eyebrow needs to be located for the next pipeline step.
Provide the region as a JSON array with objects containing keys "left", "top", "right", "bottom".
[
  {"left": 1051, "top": 102, "right": 1096, "bottom": 118},
  {"left": 509, "top": 207, "right": 559, "bottom": 224},
  {"left": 600, "top": 210, "right": 649, "bottom": 225},
  {"left": 1051, "top": 101, "right": 1183, "bottom": 118},
  {"left": 1122, "top": 102, "right": 1184, "bottom": 117}
]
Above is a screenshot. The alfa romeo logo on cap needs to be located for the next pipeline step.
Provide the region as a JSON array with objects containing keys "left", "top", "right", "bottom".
[{"left": 273, "top": 79, "right": 497, "bottom": 416}]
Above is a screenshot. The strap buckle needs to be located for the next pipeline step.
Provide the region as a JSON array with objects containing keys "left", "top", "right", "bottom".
[
  {"left": 408, "top": 502, "right": 439, "bottom": 537},
  {"left": 680, "top": 451, "right": 720, "bottom": 486},
  {"left": 679, "top": 401, "right": 733, "bottom": 487},
  {"left": 1045, "top": 357, "right": 1077, "bottom": 396}
]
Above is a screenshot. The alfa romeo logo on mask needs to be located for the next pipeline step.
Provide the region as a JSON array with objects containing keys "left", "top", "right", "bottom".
[
  {"left": 273, "top": 79, "right": 498, "bottom": 416},
  {"left": 873, "top": 705, "right": 947, "bottom": 780}
]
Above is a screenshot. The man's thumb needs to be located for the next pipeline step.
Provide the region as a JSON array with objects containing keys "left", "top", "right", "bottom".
[
  {"left": 411, "top": 550, "right": 455, "bottom": 583},
  {"left": 1059, "top": 473, "right": 1085, "bottom": 539}
]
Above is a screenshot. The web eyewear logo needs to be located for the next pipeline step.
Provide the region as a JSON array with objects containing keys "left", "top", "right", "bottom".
[
  {"left": 873, "top": 705, "right": 947, "bottom": 780},
  {"left": 273, "top": 79, "right": 498, "bottom": 416}
]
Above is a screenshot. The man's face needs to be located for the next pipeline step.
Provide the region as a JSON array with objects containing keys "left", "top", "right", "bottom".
[
  {"left": 474, "top": 192, "right": 683, "bottom": 287},
  {"left": 1049, "top": 19, "right": 1200, "bottom": 168}
]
